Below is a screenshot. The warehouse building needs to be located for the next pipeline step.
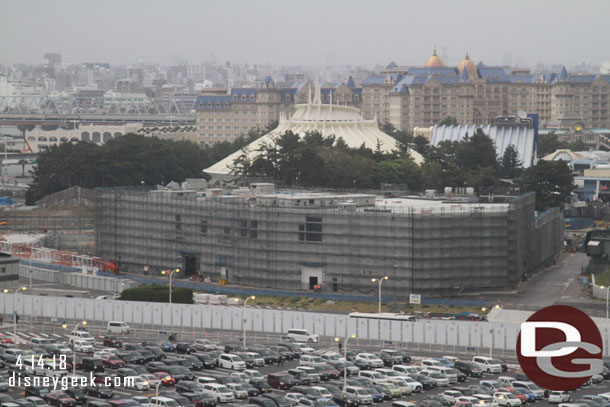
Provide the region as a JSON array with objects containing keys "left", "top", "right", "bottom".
[{"left": 94, "top": 185, "right": 563, "bottom": 297}]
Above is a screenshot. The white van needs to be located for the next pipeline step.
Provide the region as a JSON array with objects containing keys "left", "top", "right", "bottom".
[
  {"left": 472, "top": 356, "right": 502, "bottom": 373},
  {"left": 218, "top": 353, "right": 246, "bottom": 371},
  {"left": 286, "top": 329, "right": 319, "bottom": 343},
  {"left": 428, "top": 366, "right": 457, "bottom": 383},
  {"left": 203, "top": 383, "right": 235, "bottom": 403},
  {"left": 511, "top": 381, "right": 544, "bottom": 399},
  {"left": 68, "top": 331, "right": 95, "bottom": 345},
  {"left": 149, "top": 397, "right": 179, "bottom": 407},
  {"left": 107, "top": 321, "right": 131, "bottom": 334},
  {"left": 299, "top": 355, "right": 326, "bottom": 367}
]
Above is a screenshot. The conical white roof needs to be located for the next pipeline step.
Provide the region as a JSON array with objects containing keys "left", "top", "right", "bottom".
[{"left": 204, "top": 90, "right": 423, "bottom": 180}]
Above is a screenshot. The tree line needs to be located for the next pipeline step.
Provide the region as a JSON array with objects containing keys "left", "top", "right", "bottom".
[{"left": 26, "top": 120, "right": 574, "bottom": 212}]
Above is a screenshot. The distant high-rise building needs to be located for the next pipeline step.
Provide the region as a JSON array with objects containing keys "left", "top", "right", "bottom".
[
  {"left": 43, "top": 53, "right": 62, "bottom": 67},
  {"left": 601, "top": 61, "right": 610, "bottom": 75}
]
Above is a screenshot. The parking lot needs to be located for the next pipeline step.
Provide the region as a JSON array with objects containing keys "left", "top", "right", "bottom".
[{"left": 0, "top": 326, "right": 608, "bottom": 407}]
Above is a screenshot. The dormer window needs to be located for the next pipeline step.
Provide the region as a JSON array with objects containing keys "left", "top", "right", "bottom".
[
  {"left": 233, "top": 95, "right": 238, "bottom": 100},
  {"left": 242, "top": 95, "right": 246, "bottom": 100},
  {"left": 250, "top": 96, "right": 255, "bottom": 101}
]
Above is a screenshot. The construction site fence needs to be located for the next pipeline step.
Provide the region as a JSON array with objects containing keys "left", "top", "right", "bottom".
[{"left": 3, "top": 294, "right": 610, "bottom": 355}]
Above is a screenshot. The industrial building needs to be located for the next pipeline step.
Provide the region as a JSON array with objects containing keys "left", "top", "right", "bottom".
[{"left": 95, "top": 184, "right": 563, "bottom": 297}]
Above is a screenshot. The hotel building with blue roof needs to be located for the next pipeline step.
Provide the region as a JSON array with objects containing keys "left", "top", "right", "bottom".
[
  {"left": 362, "top": 50, "right": 610, "bottom": 133},
  {"left": 194, "top": 76, "right": 361, "bottom": 145}
]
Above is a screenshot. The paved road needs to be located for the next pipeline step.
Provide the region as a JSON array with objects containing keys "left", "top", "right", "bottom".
[{"left": 474, "top": 252, "right": 592, "bottom": 312}]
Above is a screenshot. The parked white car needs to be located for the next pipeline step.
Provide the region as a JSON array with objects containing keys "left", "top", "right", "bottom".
[
  {"left": 494, "top": 392, "right": 522, "bottom": 407},
  {"left": 73, "top": 340, "right": 94, "bottom": 353},
  {"left": 225, "top": 383, "right": 248, "bottom": 399},
  {"left": 299, "top": 355, "right": 326, "bottom": 367},
  {"left": 287, "top": 329, "right": 319, "bottom": 343},
  {"left": 359, "top": 370, "right": 388, "bottom": 385},
  {"left": 356, "top": 353, "right": 384, "bottom": 368},
  {"left": 194, "top": 339, "right": 218, "bottom": 351},
  {"left": 203, "top": 383, "right": 235, "bottom": 403},
  {"left": 218, "top": 353, "right": 246, "bottom": 371},
  {"left": 392, "top": 364, "right": 421, "bottom": 375},
  {"left": 294, "top": 343, "right": 315, "bottom": 354},
  {"left": 472, "top": 356, "right": 502, "bottom": 373},
  {"left": 419, "top": 370, "right": 449, "bottom": 387},
  {"left": 548, "top": 391, "right": 571, "bottom": 403},
  {"left": 125, "top": 376, "right": 150, "bottom": 391},
  {"left": 443, "top": 390, "right": 464, "bottom": 403}
]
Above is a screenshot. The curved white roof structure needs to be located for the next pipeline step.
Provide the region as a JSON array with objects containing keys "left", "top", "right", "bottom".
[{"left": 205, "top": 84, "right": 423, "bottom": 180}]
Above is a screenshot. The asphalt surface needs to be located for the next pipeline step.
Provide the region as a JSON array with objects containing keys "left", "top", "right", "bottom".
[{"left": 1, "top": 329, "right": 610, "bottom": 407}]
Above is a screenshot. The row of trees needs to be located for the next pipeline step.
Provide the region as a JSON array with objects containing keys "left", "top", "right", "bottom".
[
  {"left": 25, "top": 123, "right": 277, "bottom": 205},
  {"left": 231, "top": 127, "right": 573, "bottom": 211},
  {"left": 26, "top": 119, "right": 573, "bottom": 212}
]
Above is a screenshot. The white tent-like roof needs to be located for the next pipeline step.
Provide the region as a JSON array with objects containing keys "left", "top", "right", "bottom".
[{"left": 204, "top": 83, "right": 423, "bottom": 180}]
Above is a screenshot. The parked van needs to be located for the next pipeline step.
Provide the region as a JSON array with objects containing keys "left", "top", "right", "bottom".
[
  {"left": 69, "top": 331, "right": 95, "bottom": 345},
  {"left": 497, "top": 376, "right": 516, "bottom": 387},
  {"left": 511, "top": 381, "right": 544, "bottom": 399},
  {"left": 267, "top": 373, "right": 298, "bottom": 390},
  {"left": 149, "top": 397, "right": 179, "bottom": 407},
  {"left": 82, "top": 357, "right": 105, "bottom": 373},
  {"left": 472, "top": 356, "right": 502, "bottom": 373},
  {"left": 107, "top": 321, "right": 131, "bottom": 335},
  {"left": 428, "top": 366, "right": 457, "bottom": 383},
  {"left": 299, "top": 355, "right": 326, "bottom": 367},
  {"left": 286, "top": 329, "right": 319, "bottom": 343},
  {"left": 218, "top": 353, "right": 246, "bottom": 371}
]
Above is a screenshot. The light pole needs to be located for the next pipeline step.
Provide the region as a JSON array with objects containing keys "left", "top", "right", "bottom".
[
  {"left": 481, "top": 305, "right": 500, "bottom": 358},
  {"left": 4, "top": 286, "right": 27, "bottom": 336},
  {"left": 161, "top": 268, "right": 179, "bottom": 304},
  {"left": 72, "top": 320, "right": 87, "bottom": 375},
  {"left": 242, "top": 296, "right": 255, "bottom": 348},
  {"left": 371, "top": 276, "right": 388, "bottom": 314},
  {"left": 334, "top": 334, "right": 356, "bottom": 391},
  {"left": 601, "top": 286, "right": 610, "bottom": 319}
]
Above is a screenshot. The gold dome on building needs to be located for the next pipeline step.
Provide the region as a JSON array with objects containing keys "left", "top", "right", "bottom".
[
  {"left": 457, "top": 52, "right": 477, "bottom": 77},
  {"left": 425, "top": 47, "right": 444, "bottom": 68}
]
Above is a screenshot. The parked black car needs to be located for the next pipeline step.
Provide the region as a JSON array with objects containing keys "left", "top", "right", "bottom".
[
  {"left": 65, "top": 389, "right": 87, "bottom": 405},
  {"left": 453, "top": 361, "right": 482, "bottom": 378},
  {"left": 176, "top": 342, "right": 196, "bottom": 355},
  {"left": 84, "top": 386, "right": 113, "bottom": 399}
]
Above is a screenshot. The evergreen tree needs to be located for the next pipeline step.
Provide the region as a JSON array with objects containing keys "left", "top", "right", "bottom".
[{"left": 500, "top": 145, "right": 523, "bottom": 179}]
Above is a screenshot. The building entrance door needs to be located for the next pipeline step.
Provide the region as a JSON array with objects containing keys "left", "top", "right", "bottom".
[{"left": 309, "top": 276, "right": 318, "bottom": 290}]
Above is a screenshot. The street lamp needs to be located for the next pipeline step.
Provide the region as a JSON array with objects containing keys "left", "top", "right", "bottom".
[
  {"left": 4, "top": 286, "right": 27, "bottom": 336},
  {"left": 242, "top": 296, "right": 255, "bottom": 348},
  {"left": 161, "top": 268, "right": 179, "bottom": 304},
  {"left": 371, "top": 276, "right": 388, "bottom": 314},
  {"left": 334, "top": 334, "right": 356, "bottom": 391},
  {"left": 481, "top": 305, "right": 500, "bottom": 358},
  {"left": 600, "top": 286, "right": 610, "bottom": 319},
  {"left": 72, "top": 320, "right": 87, "bottom": 375}
]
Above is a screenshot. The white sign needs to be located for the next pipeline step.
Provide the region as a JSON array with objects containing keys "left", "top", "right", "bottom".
[{"left": 409, "top": 294, "right": 421, "bottom": 304}]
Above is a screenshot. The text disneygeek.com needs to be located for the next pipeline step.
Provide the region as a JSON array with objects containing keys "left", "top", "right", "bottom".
[{"left": 9, "top": 372, "right": 135, "bottom": 391}]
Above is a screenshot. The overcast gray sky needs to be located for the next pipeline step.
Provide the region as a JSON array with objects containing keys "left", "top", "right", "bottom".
[{"left": 1, "top": 0, "right": 608, "bottom": 68}]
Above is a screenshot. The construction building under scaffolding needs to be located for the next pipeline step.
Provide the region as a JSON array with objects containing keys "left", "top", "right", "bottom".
[{"left": 94, "top": 184, "right": 563, "bottom": 297}]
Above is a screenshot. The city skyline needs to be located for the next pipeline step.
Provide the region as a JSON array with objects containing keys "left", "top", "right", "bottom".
[{"left": 1, "top": 0, "right": 609, "bottom": 68}]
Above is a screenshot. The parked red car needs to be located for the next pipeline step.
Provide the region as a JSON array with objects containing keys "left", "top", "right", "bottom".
[
  {"left": 102, "top": 356, "right": 125, "bottom": 369},
  {"left": 154, "top": 372, "right": 176, "bottom": 386},
  {"left": 44, "top": 391, "right": 77, "bottom": 407}
]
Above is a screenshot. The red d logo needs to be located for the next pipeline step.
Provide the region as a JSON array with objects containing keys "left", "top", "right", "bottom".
[{"left": 517, "top": 305, "right": 603, "bottom": 390}]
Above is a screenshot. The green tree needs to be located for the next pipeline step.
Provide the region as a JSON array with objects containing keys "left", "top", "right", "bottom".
[
  {"left": 438, "top": 116, "right": 459, "bottom": 126},
  {"left": 537, "top": 132, "right": 561, "bottom": 157},
  {"left": 517, "top": 160, "right": 574, "bottom": 211},
  {"left": 500, "top": 144, "right": 523, "bottom": 179},
  {"left": 26, "top": 134, "right": 212, "bottom": 204},
  {"left": 455, "top": 128, "right": 498, "bottom": 171}
]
